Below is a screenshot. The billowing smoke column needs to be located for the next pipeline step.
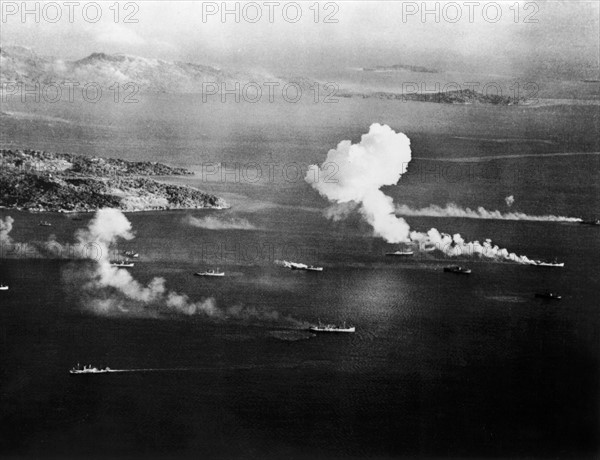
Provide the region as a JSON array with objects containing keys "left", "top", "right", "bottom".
[
  {"left": 306, "top": 123, "right": 412, "bottom": 243},
  {"left": 75, "top": 209, "right": 170, "bottom": 305},
  {"left": 306, "top": 124, "right": 534, "bottom": 264},
  {"left": 72, "top": 208, "right": 306, "bottom": 325},
  {"left": 409, "top": 229, "right": 534, "bottom": 264}
]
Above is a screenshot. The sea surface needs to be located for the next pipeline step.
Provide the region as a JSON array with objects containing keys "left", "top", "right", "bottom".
[{"left": 1, "top": 91, "right": 599, "bottom": 458}]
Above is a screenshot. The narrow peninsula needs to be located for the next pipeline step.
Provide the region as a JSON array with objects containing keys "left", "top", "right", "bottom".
[{"left": 0, "top": 149, "right": 228, "bottom": 212}]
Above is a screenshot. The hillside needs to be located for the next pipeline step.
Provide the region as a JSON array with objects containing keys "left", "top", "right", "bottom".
[
  {"left": 0, "top": 149, "right": 227, "bottom": 212},
  {"left": 0, "top": 46, "right": 275, "bottom": 93}
]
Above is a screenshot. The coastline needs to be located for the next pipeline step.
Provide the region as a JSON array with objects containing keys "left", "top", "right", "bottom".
[
  {"left": 0, "top": 204, "right": 231, "bottom": 214},
  {"left": 0, "top": 148, "right": 228, "bottom": 213}
]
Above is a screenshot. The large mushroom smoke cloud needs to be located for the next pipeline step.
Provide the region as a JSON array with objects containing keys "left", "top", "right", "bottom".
[
  {"left": 306, "top": 123, "right": 412, "bottom": 243},
  {"left": 305, "top": 123, "right": 534, "bottom": 264}
]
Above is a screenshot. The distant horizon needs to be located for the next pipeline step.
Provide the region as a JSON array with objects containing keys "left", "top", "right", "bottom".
[
  {"left": 1, "top": 42, "right": 598, "bottom": 83},
  {"left": 2, "top": 1, "right": 599, "bottom": 78}
]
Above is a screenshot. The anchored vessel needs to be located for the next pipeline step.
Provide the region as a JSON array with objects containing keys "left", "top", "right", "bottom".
[
  {"left": 535, "top": 292, "right": 562, "bottom": 300},
  {"left": 444, "top": 266, "right": 472, "bottom": 274},
  {"left": 110, "top": 260, "right": 135, "bottom": 268},
  {"left": 0, "top": 284, "right": 8, "bottom": 291},
  {"left": 194, "top": 269, "right": 225, "bottom": 277},
  {"left": 69, "top": 364, "right": 114, "bottom": 374},
  {"left": 309, "top": 321, "right": 355, "bottom": 333},
  {"left": 385, "top": 250, "right": 414, "bottom": 256},
  {"left": 39, "top": 221, "right": 52, "bottom": 227}
]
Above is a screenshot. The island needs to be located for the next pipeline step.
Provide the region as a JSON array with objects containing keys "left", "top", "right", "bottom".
[
  {"left": 0, "top": 149, "right": 228, "bottom": 212},
  {"left": 340, "top": 88, "right": 521, "bottom": 105},
  {"left": 361, "top": 64, "right": 438, "bottom": 73}
]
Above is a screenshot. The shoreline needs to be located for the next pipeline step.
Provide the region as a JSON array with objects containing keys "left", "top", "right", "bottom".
[
  {"left": 1, "top": 148, "right": 228, "bottom": 214},
  {"left": 0, "top": 204, "right": 231, "bottom": 214}
]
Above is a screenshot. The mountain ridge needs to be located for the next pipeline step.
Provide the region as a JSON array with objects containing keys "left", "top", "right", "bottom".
[{"left": 0, "top": 46, "right": 277, "bottom": 93}]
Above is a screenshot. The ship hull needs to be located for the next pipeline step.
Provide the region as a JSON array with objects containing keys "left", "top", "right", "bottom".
[{"left": 309, "top": 327, "right": 355, "bottom": 333}]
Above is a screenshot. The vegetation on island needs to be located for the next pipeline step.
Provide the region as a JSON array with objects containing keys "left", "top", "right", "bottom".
[
  {"left": 0, "top": 149, "right": 227, "bottom": 212},
  {"left": 340, "top": 88, "right": 521, "bottom": 105}
]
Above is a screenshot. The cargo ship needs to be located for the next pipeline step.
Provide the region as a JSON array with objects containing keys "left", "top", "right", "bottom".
[
  {"left": 530, "top": 259, "right": 564, "bottom": 267},
  {"left": 385, "top": 250, "right": 414, "bottom": 256},
  {"left": 194, "top": 269, "right": 225, "bottom": 277},
  {"left": 69, "top": 364, "right": 114, "bottom": 375},
  {"left": 309, "top": 321, "right": 355, "bottom": 333},
  {"left": 110, "top": 260, "right": 135, "bottom": 268}
]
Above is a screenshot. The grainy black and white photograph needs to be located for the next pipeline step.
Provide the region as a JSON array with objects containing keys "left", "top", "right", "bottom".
[{"left": 1, "top": 1, "right": 599, "bottom": 458}]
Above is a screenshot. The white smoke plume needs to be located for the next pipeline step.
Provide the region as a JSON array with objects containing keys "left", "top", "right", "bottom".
[
  {"left": 505, "top": 195, "right": 515, "bottom": 207},
  {"left": 74, "top": 208, "right": 172, "bottom": 306},
  {"left": 0, "top": 218, "right": 102, "bottom": 259},
  {"left": 0, "top": 216, "right": 14, "bottom": 246},
  {"left": 306, "top": 124, "right": 536, "bottom": 264},
  {"left": 0, "top": 216, "right": 40, "bottom": 258},
  {"left": 70, "top": 208, "right": 306, "bottom": 326},
  {"left": 0, "top": 216, "right": 46, "bottom": 258},
  {"left": 184, "top": 215, "right": 256, "bottom": 230},
  {"left": 306, "top": 123, "right": 412, "bottom": 243},
  {"left": 409, "top": 229, "right": 534, "bottom": 264},
  {"left": 396, "top": 203, "right": 581, "bottom": 222}
]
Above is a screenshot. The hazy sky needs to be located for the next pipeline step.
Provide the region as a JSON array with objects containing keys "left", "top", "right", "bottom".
[{"left": 2, "top": 1, "right": 598, "bottom": 77}]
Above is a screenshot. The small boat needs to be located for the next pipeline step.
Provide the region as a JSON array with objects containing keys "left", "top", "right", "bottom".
[
  {"left": 123, "top": 251, "right": 139, "bottom": 258},
  {"left": 531, "top": 259, "right": 564, "bottom": 267},
  {"left": 194, "top": 269, "right": 224, "bottom": 277},
  {"left": 39, "top": 221, "right": 52, "bottom": 227},
  {"left": 579, "top": 219, "right": 600, "bottom": 226},
  {"left": 69, "top": 364, "right": 114, "bottom": 375},
  {"left": 309, "top": 320, "right": 355, "bottom": 333},
  {"left": 535, "top": 292, "right": 562, "bottom": 300},
  {"left": 385, "top": 250, "right": 414, "bottom": 256},
  {"left": 443, "top": 266, "right": 472, "bottom": 274},
  {"left": 110, "top": 260, "right": 134, "bottom": 268},
  {"left": 0, "top": 285, "right": 8, "bottom": 291}
]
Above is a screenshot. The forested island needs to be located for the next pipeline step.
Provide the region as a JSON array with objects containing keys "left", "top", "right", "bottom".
[
  {"left": 340, "top": 88, "right": 521, "bottom": 105},
  {"left": 0, "top": 149, "right": 227, "bottom": 212}
]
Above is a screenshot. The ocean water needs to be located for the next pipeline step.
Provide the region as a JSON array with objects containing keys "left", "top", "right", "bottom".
[{"left": 0, "top": 94, "right": 599, "bottom": 458}]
